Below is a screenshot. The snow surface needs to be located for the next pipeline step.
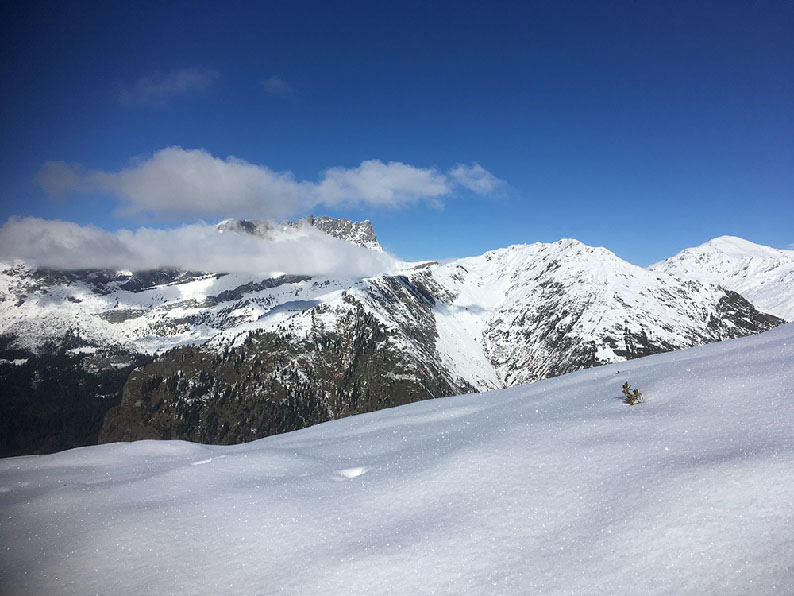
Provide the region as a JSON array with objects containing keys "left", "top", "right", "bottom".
[{"left": 2, "top": 324, "right": 793, "bottom": 595}]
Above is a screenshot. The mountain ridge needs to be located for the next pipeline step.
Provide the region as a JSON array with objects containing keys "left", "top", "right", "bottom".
[
  {"left": 0, "top": 218, "right": 789, "bottom": 456},
  {"left": 651, "top": 235, "right": 794, "bottom": 321}
]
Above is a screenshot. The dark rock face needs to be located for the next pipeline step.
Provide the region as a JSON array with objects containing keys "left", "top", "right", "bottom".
[
  {"left": 486, "top": 289, "right": 782, "bottom": 386},
  {"left": 117, "top": 270, "right": 216, "bottom": 293},
  {"left": 608, "top": 328, "right": 678, "bottom": 360},
  {"left": 484, "top": 278, "right": 603, "bottom": 384},
  {"left": 101, "top": 285, "right": 473, "bottom": 445},
  {"left": 0, "top": 333, "right": 150, "bottom": 458},
  {"left": 711, "top": 291, "right": 784, "bottom": 337}
]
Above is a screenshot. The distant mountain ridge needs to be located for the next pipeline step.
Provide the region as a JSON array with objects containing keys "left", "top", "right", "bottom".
[
  {"left": 0, "top": 219, "right": 788, "bottom": 456},
  {"left": 651, "top": 235, "right": 794, "bottom": 321},
  {"left": 429, "top": 238, "right": 783, "bottom": 388}
]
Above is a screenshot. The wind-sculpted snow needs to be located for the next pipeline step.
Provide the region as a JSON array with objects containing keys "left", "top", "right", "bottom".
[{"left": 2, "top": 323, "right": 792, "bottom": 595}]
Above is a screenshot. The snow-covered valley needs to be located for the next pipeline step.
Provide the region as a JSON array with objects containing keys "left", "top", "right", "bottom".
[{"left": 2, "top": 322, "right": 792, "bottom": 595}]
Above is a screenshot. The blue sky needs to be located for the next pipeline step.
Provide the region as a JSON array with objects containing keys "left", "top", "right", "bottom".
[{"left": 1, "top": 0, "right": 792, "bottom": 266}]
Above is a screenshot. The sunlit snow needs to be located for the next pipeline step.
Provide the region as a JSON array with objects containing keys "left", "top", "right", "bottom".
[
  {"left": 1, "top": 324, "right": 793, "bottom": 595},
  {"left": 652, "top": 235, "right": 794, "bottom": 321}
]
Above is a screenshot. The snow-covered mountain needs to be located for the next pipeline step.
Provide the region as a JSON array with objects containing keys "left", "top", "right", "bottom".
[
  {"left": 428, "top": 238, "right": 780, "bottom": 388},
  {"left": 651, "top": 235, "right": 794, "bottom": 321},
  {"left": 0, "top": 219, "right": 788, "bottom": 455},
  {"left": 3, "top": 322, "right": 793, "bottom": 595}
]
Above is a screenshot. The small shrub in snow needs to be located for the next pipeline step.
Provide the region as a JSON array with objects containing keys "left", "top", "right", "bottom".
[{"left": 622, "top": 382, "right": 644, "bottom": 405}]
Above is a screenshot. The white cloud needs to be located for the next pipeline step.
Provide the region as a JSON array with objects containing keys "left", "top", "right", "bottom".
[
  {"left": 315, "top": 160, "right": 451, "bottom": 208},
  {"left": 36, "top": 147, "right": 503, "bottom": 221},
  {"left": 262, "top": 76, "right": 293, "bottom": 96},
  {"left": 449, "top": 162, "right": 504, "bottom": 195},
  {"left": 91, "top": 147, "right": 304, "bottom": 221},
  {"left": 119, "top": 67, "right": 219, "bottom": 106},
  {"left": 0, "top": 217, "right": 398, "bottom": 278}
]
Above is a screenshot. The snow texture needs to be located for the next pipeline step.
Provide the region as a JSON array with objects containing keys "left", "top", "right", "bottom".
[{"left": 2, "top": 323, "right": 793, "bottom": 595}]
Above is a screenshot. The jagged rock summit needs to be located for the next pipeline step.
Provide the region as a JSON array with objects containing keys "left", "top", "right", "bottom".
[
  {"left": 0, "top": 218, "right": 788, "bottom": 456},
  {"left": 218, "top": 215, "right": 383, "bottom": 252}
]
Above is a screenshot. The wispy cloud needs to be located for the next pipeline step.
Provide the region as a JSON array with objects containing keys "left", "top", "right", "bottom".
[
  {"left": 36, "top": 147, "right": 504, "bottom": 222},
  {"left": 449, "top": 163, "right": 504, "bottom": 195},
  {"left": 35, "top": 161, "right": 88, "bottom": 195},
  {"left": 262, "top": 76, "right": 293, "bottom": 97},
  {"left": 0, "top": 217, "right": 398, "bottom": 277},
  {"left": 118, "top": 67, "right": 219, "bottom": 106}
]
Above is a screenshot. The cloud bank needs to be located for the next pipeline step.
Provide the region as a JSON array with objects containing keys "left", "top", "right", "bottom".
[
  {"left": 36, "top": 147, "right": 503, "bottom": 221},
  {"left": 119, "top": 67, "right": 219, "bottom": 106},
  {"left": 0, "top": 217, "right": 399, "bottom": 278}
]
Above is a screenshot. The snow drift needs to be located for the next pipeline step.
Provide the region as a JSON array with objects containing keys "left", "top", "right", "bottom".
[{"left": 1, "top": 323, "right": 792, "bottom": 595}]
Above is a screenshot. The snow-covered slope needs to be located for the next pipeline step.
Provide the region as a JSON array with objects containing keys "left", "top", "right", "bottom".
[
  {"left": 2, "top": 323, "right": 792, "bottom": 596},
  {"left": 1, "top": 224, "right": 786, "bottom": 455},
  {"left": 651, "top": 235, "right": 794, "bottom": 321},
  {"left": 427, "top": 239, "right": 782, "bottom": 387}
]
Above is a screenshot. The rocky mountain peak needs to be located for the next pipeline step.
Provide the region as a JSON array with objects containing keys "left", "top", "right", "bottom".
[
  {"left": 216, "top": 215, "right": 382, "bottom": 251},
  {"left": 294, "top": 215, "right": 382, "bottom": 251}
]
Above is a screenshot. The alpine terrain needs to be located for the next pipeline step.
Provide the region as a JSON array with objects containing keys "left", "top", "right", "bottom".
[
  {"left": 2, "top": 319, "right": 793, "bottom": 595},
  {"left": 0, "top": 217, "right": 787, "bottom": 456},
  {"left": 651, "top": 235, "right": 794, "bottom": 321}
]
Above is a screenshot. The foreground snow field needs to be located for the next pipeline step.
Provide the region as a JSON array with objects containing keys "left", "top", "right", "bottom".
[{"left": 2, "top": 324, "right": 793, "bottom": 595}]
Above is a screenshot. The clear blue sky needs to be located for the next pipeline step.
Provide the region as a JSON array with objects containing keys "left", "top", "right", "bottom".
[{"left": 1, "top": 0, "right": 792, "bottom": 265}]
